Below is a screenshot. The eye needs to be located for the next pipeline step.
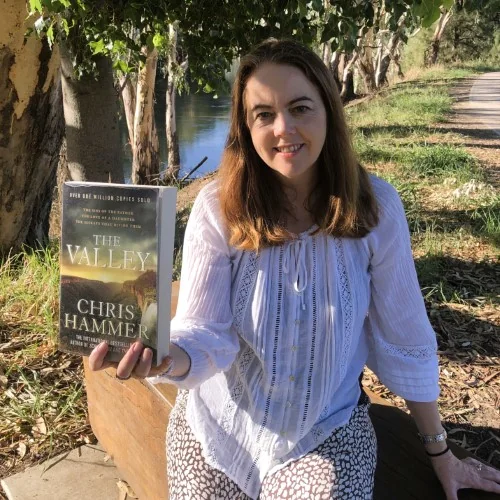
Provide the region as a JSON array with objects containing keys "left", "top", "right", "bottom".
[
  {"left": 291, "top": 105, "right": 310, "bottom": 114},
  {"left": 256, "top": 111, "right": 274, "bottom": 121}
]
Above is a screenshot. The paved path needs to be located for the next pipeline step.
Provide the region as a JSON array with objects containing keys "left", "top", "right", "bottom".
[
  {"left": 466, "top": 72, "right": 500, "bottom": 136},
  {"left": 1, "top": 445, "right": 123, "bottom": 500}
]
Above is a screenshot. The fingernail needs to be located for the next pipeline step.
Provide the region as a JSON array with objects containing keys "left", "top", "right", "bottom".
[
  {"left": 133, "top": 342, "right": 143, "bottom": 353},
  {"left": 143, "top": 348, "right": 152, "bottom": 360},
  {"left": 97, "top": 342, "right": 107, "bottom": 351}
]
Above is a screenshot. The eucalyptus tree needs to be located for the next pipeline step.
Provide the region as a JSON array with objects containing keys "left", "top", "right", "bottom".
[
  {"left": 425, "top": 0, "right": 500, "bottom": 66},
  {"left": 0, "top": 0, "right": 64, "bottom": 254},
  {"left": 317, "top": 0, "right": 455, "bottom": 95}
]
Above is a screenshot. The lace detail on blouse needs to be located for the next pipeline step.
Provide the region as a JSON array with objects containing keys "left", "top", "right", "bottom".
[
  {"left": 234, "top": 252, "right": 259, "bottom": 331},
  {"left": 335, "top": 238, "right": 354, "bottom": 381},
  {"left": 299, "top": 238, "right": 317, "bottom": 439},
  {"left": 376, "top": 335, "right": 436, "bottom": 360},
  {"left": 311, "top": 426, "right": 324, "bottom": 443},
  {"left": 207, "top": 345, "right": 255, "bottom": 468},
  {"left": 245, "top": 247, "right": 284, "bottom": 490}
]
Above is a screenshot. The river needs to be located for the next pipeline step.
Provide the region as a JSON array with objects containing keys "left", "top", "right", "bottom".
[{"left": 122, "top": 91, "right": 231, "bottom": 182}]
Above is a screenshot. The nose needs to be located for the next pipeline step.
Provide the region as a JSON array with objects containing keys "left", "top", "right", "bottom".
[{"left": 273, "top": 111, "right": 295, "bottom": 137}]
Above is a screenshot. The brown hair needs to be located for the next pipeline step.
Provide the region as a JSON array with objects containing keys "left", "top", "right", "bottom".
[{"left": 218, "top": 39, "right": 378, "bottom": 250}]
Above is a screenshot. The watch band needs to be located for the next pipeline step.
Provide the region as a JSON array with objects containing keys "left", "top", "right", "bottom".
[{"left": 418, "top": 429, "right": 447, "bottom": 444}]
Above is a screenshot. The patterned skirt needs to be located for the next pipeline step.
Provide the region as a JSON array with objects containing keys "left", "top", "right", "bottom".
[{"left": 167, "top": 390, "right": 377, "bottom": 499}]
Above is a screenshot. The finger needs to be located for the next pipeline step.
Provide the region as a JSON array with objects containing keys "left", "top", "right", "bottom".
[
  {"left": 133, "top": 348, "right": 153, "bottom": 378},
  {"left": 88, "top": 341, "right": 113, "bottom": 371},
  {"left": 149, "top": 356, "right": 174, "bottom": 377},
  {"left": 463, "top": 458, "right": 500, "bottom": 483},
  {"left": 468, "top": 478, "right": 500, "bottom": 494},
  {"left": 477, "top": 464, "right": 500, "bottom": 483},
  {"left": 116, "top": 341, "right": 144, "bottom": 379}
]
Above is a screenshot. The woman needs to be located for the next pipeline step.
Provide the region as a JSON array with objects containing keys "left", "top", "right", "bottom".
[{"left": 89, "top": 39, "right": 500, "bottom": 499}]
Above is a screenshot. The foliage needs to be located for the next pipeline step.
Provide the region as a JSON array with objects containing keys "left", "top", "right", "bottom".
[
  {"left": 27, "top": 0, "right": 318, "bottom": 91},
  {"left": 438, "top": 7, "right": 500, "bottom": 64},
  {"left": 26, "top": 0, "right": 455, "bottom": 91}
]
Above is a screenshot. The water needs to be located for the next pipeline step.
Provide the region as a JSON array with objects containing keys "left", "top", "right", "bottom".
[{"left": 122, "top": 91, "right": 231, "bottom": 182}]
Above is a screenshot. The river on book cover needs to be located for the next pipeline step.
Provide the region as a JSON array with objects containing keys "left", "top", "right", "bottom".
[{"left": 59, "top": 184, "right": 159, "bottom": 360}]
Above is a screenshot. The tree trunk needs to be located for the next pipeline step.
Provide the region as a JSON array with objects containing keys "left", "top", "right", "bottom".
[
  {"left": 425, "top": 9, "right": 453, "bottom": 67},
  {"left": 340, "top": 53, "right": 358, "bottom": 102},
  {"left": 165, "top": 24, "right": 181, "bottom": 180},
  {"left": 131, "top": 47, "right": 160, "bottom": 185},
  {"left": 120, "top": 74, "right": 137, "bottom": 148},
  {"left": 0, "top": 1, "right": 64, "bottom": 254},
  {"left": 322, "top": 41, "right": 332, "bottom": 69},
  {"left": 330, "top": 51, "right": 341, "bottom": 90},
  {"left": 355, "top": 27, "right": 377, "bottom": 94},
  {"left": 356, "top": 57, "right": 377, "bottom": 94},
  {"left": 375, "top": 13, "right": 407, "bottom": 88},
  {"left": 60, "top": 44, "right": 123, "bottom": 183}
]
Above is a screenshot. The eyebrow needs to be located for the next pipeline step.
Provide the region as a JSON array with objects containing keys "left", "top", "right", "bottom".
[{"left": 250, "top": 96, "right": 313, "bottom": 112}]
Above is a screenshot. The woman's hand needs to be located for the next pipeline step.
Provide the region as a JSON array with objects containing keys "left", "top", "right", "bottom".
[
  {"left": 88, "top": 341, "right": 190, "bottom": 380},
  {"left": 430, "top": 450, "right": 500, "bottom": 500}
]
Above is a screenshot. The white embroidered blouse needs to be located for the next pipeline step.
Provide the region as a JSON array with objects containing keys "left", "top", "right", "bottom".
[{"left": 148, "top": 175, "right": 440, "bottom": 499}]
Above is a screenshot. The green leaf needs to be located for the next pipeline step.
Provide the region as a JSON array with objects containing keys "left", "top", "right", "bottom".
[
  {"left": 60, "top": 18, "right": 70, "bottom": 36},
  {"left": 414, "top": 0, "right": 444, "bottom": 27},
  {"left": 152, "top": 33, "right": 165, "bottom": 48},
  {"left": 113, "top": 59, "right": 129, "bottom": 73},
  {"left": 89, "top": 39, "right": 106, "bottom": 55},
  {"left": 46, "top": 23, "right": 54, "bottom": 47},
  {"left": 29, "top": 0, "right": 43, "bottom": 13}
]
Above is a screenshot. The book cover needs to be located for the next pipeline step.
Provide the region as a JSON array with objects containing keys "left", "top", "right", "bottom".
[{"left": 59, "top": 182, "right": 176, "bottom": 365}]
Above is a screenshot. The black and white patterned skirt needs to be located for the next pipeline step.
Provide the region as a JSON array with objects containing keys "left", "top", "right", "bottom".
[{"left": 167, "top": 390, "right": 377, "bottom": 499}]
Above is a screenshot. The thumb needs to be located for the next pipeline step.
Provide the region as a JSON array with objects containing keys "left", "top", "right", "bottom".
[
  {"left": 445, "top": 488, "right": 458, "bottom": 500},
  {"left": 149, "top": 355, "right": 174, "bottom": 376}
]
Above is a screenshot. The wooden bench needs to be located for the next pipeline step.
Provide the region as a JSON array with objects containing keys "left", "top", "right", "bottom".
[{"left": 84, "top": 282, "right": 499, "bottom": 499}]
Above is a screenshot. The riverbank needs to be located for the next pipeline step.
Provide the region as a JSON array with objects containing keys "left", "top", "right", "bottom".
[{"left": 1, "top": 65, "right": 499, "bottom": 498}]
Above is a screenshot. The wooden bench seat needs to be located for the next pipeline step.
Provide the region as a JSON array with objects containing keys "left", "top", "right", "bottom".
[{"left": 83, "top": 283, "right": 499, "bottom": 499}]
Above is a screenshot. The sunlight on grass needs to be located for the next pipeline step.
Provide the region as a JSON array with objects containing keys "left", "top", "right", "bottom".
[
  {"left": 402, "top": 145, "right": 482, "bottom": 182},
  {"left": 0, "top": 246, "right": 59, "bottom": 342},
  {"left": 347, "top": 86, "right": 452, "bottom": 130}
]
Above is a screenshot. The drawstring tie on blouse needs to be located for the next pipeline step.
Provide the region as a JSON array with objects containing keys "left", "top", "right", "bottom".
[{"left": 283, "top": 238, "right": 308, "bottom": 310}]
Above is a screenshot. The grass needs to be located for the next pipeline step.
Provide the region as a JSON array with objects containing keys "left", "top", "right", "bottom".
[
  {"left": 402, "top": 144, "right": 482, "bottom": 182},
  {"left": 470, "top": 196, "right": 500, "bottom": 245},
  {"left": 0, "top": 246, "right": 59, "bottom": 341},
  {"left": 0, "top": 247, "right": 92, "bottom": 480},
  {"left": 349, "top": 69, "right": 500, "bottom": 469}
]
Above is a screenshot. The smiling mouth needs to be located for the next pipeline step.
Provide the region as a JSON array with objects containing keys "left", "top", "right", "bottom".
[{"left": 273, "top": 144, "right": 304, "bottom": 153}]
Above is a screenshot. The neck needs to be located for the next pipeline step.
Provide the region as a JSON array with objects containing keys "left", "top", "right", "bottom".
[
  {"left": 279, "top": 169, "right": 317, "bottom": 234},
  {"left": 279, "top": 166, "right": 317, "bottom": 208}
]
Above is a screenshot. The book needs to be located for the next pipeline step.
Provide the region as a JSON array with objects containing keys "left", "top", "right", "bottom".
[{"left": 59, "top": 181, "right": 177, "bottom": 366}]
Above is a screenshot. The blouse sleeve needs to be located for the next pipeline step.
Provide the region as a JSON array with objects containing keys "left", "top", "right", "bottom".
[
  {"left": 365, "top": 178, "right": 440, "bottom": 402},
  {"left": 147, "top": 182, "right": 239, "bottom": 390}
]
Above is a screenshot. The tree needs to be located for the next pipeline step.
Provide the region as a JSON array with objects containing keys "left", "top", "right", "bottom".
[
  {"left": 60, "top": 44, "right": 123, "bottom": 183},
  {"left": 425, "top": 7, "right": 454, "bottom": 66},
  {"left": 0, "top": 0, "right": 64, "bottom": 254},
  {"left": 131, "top": 46, "right": 159, "bottom": 184},
  {"left": 318, "top": 0, "right": 453, "bottom": 95}
]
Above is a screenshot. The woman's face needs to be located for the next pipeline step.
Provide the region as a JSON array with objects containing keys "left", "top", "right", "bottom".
[{"left": 244, "top": 63, "right": 327, "bottom": 187}]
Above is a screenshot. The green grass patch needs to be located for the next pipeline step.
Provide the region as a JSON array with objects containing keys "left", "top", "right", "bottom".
[
  {"left": 402, "top": 145, "right": 482, "bottom": 182},
  {"left": 416, "top": 67, "right": 475, "bottom": 81},
  {"left": 347, "top": 85, "right": 453, "bottom": 130},
  {"left": 0, "top": 246, "right": 59, "bottom": 342},
  {"left": 470, "top": 196, "right": 500, "bottom": 246}
]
